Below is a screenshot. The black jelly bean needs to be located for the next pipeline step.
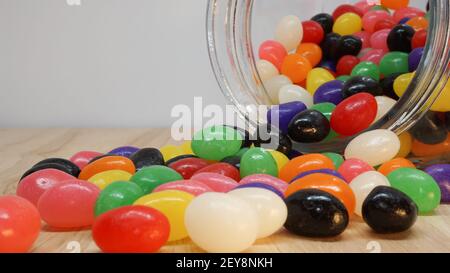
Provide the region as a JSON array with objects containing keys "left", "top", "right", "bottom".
[
  {"left": 311, "top": 13, "right": 334, "bottom": 34},
  {"left": 228, "top": 125, "right": 252, "bottom": 148},
  {"left": 129, "top": 148, "right": 165, "bottom": 170},
  {"left": 342, "top": 76, "right": 383, "bottom": 98},
  {"left": 288, "top": 110, "right": 330, "bottom": 143},
  {"left": 321, "top": 33, "right": 341, "bottom": 60},
  {"left": 20, "top": 162, "right": 77, "bottom": 181},
  {"left": 28, "top": 158, "right": 80, "bottom": 178},
  {"left": 220, "top": 156, "right": 241, "bottom": 170},
  {"left": 387, "top": 24, "right": 415, "bottom": 53},
  {"left": 410, "top": 111, "right": 448, "bottom": 145},
  {"left": 380, "top": 73, "right": 403, "bottom": 100},
  {"left": 165, "top": 154, "right": 198, "bottom": 166},
  {"left": 252, "top": 124, "right": 292, "bottom": 155},
  {"left": 88, "top": 154, "right": 111, "bottom": 164},
  {"left": 335, "top": 35, "right": 362, "bottom": 60}
]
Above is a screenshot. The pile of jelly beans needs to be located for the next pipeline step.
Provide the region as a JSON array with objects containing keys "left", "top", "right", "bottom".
[{"left": 1, "top": 123, "right": 448, "bottom": 253}]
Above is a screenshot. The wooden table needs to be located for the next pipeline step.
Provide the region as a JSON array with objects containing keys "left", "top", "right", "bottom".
[{"left": 1, "top": 128, "right": 449, "bottom": 253}]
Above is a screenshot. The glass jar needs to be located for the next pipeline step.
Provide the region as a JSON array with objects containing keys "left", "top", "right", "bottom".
[{"left": 206, "top": 0, "right": 450, "bottom": 165}]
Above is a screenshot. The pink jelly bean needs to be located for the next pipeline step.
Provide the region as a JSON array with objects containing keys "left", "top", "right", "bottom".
[
  {"left": 37, "top": 179, "right": 100, "bottom": 228},
  {"left": 239, "top": 174, "right": 288, "bottom": 193},
  {"left": 259, "top": 40, "right": 287, "bottom": 71},
  {"left": 370, "top": 29, "right": 390, "bottom": 52},
  {"left": 354, "top": 0, "right": 376, "bottom": 14},
  {"left": 360, "top": 49, "right": 386, "bottom": 65},
  {"left": 362, "top": 10, "right": 392, "bottom": 33},
  {"left": 338, "top": 158, "right": 375, "bottom": 183},
  {"left": 393, "top": 7, "right": 426, "bottom": 23},
  {"left": 16, "top": 169, "right": 74, "bottom": 207},
  {"left": 153, "top": 180, "right": 213, "bottom": 196},
  {"left": 354, "top": 31, "right": 372, "bottom": 49},
  {"left": 190, "top": 172, "right": 239, "bottom": 193},
  {"left": 69, "top": 151, "right": 103, "bottom": 170}
]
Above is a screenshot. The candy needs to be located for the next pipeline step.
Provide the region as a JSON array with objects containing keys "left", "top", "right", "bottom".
[
  {"left": 424, "top": 164, "right": 450, "bottom": 203},
  {"left": 239, "top": 174, "right": 288, "bottom": 193},
  {"left": 267, "top": 101, "right": 307, "bottom": 135},
  {"left": 301, "top": 20, "right": 324, "bottom": 44},
  {"left": 16, "top": 169, "right": 74, "bottom": 206},
  {"left": 321, "top": 33, "right": 341, "bottom": 60},
  {"left": 341, "top": 76, "right": 383, "bottom": 98},
  {"left": 338, "top": 158, "right": 375, "bottom": 183},
  {"left": 252, "top": 126, "right": 292, "bottom": 155},
  {"left": 296, "top": 43, "right": 323, "bottom": 67},
  {"left": 160, "top": 145, "right": 185, "bottom": 162},
  {"left": 153, "top": 180, "right": 213, "bottom": 196},
  {"left": 335, "top": 35, "right": 363, "bottom": 60},
  {"left": 288, "top": 109, "right": 330, "bottom": 143},
  {"left": 78, "top": 156, "right": 135, "bottom": 181},
  {"left": 379, "top": 51, "right": 409, "bottom": 77},
  {"left": 380, "top": 73, "right": 401, "bottom": 99},
  {"left": 129, "top": 148, "right": 164, "bottom": 170},
  {"left": 229, "top": 188, "right": 287, "bottom": 239},
  {"left": 381, "top": 0, "right": 410, "bottom": 10},
  {"left": 278, "top": 84, "right": 313, "bottom": 107},
  {"left": 191, "top": 125, "right": 242, "bottom": 161},
  {"left": 259, "top": 40, "right": 287, "bottom": 71},
  {"left": 194, "top": 162, "right": 240, "bottom": 181},
  {"left": 233, "top": 182, "right": 284, "bottom": 199},
  {"left": 409, "top": 47, "right": 424, "bottom": 71},
  {"left": 191, "top": 172, "right": 238, "bottom": 192},
  {"left": 374, "top": 96, "right": 396, "bottom": 122},
  {"left": 410, "top": 111, "right": 448, "bottom": 145},
  {"left": 313, "top": 80, "right": 344, "bottom": 105},
  {"left": 336, "top": 55, "right": 360, "bottom": 76},
  {"left": 412, "top": 29, "right": 427, "bottom": 49},
  {"left": 393, "top": 72, "right": 414, "bottom": 97},
  {"left": 354, "top": 31, "right": 371, "bottom": 48},
  {"left": 134, "top": 190, "right": 194, "bottom": 241},
  {"left": 373, "top": 18, "right": 396, "bottom": 31},
  {"left": 349, "top": 171, "right": 390, "bottom": 216},
  {"left": 431, "top": 80, "right": 450, "bottom": 112},
  {"left": 21, "top": 158, "right": 80, "bottom": 180},
  {"left": 275, "top": 15, "right": 303, "bottom": 52},
  {"left": 388, "top": 168, "right": 441, "bottom": 213},
  {"left": 240, "top": 148, "right": 278, "bottom": 178},
  {"left": 220, "top": 156, "right": 241, "bottom": 170},
  {"left": 108, "top": 146, "right": 139, "bottom": 158},
  {"left": 0, "top": 196, "right": 41, "bottom": 253},
  {"left": 407, "top": 16, "right": 428, "bottom": 31},
  {"left": 396, "top": 132, "right": 413, "bottom": 157},
  {"left": 333, "top": 4, "right": 363, "bottom": 20},
  {"left": 184, "top": 192, "right": 258, "bottom": 253},
  {"left": 322, "top": 152, "right": 344, "bottom": 169},
  {"left": 344, "top": 129, "right": 400, "bottom": 166},
  {"left": 362, "top": 10, "right": 392, "bottom": 33},
  {"left": 359, "top": 48, "right": 385, "bottom": 65},
  {"left": 94, "top": 181, "right": 144, "bottom": 216},
  {"left": 165, "top": 153, "right": 198, "bottom": 166},
  {"left": 370, "top": 29, "right": 390, "bottom": 52},
  {"left": 279, "top": 153, "right": 334, "bottom": 182},
  {"left": 167, "top": 157, "right": 209, "bottom": 179},
  {"left": 411, "top": 134, "right": 450, "bottom": 157},
  {"left": 290, "top": 168, "right": 346, "bottom": 182},
  {"left": 355, "top": 0, "right": 377, "bottom": 14},
  {"left": 268, "top": 150, "right": 290, "bottom": 172},
  {"left": 351, "top": 61, "right": 380, "bottom": 81},
  {"left": 333, "top": 13, "right": 362, "bottom": 36},
  {"left": 387, "top": 24, "right": 415, "bottom": 53},
  {"left": 311, "top": 13, "right": 334, "bottom": 34},
  {"left": 284, "top": 189, "right": 349, "bottom": 237},
  {"left": 378, "top": 158, "right": 415, "bottom": 176},
  {"left": 180, "top": 140, "right": 194, "bottom": 155},
  {"left": 37, "top": 179, "right": 100, "bottom": 228},
  {"left": 264, "top": 75, "right": 293, "bottom": 104},
  {"left": 256, "top": 59, "right": 279, "bottom": 82},
  {"left": 92, "top": 205, "right": 170, "bottom": 253},
  {"left": 87, "top": 170, "right": 132, "bottom": 190},
  {"left": 281, "top": 54, "right": 312, "bottom": 84},
  {"left": 130, "top": 165, "right": 183, "bottom": 194},
  {"left": 69, "top": 151, "right": 103, "bottom": 170},
  {"left": 362, "top": 186, "right": 418, "bottom": 233},
  {"left": 310, "top": 103, "right": 338, "bottom": 140},
  {"left": 306, "top": 68, "right": 335, "bottom": 94}
]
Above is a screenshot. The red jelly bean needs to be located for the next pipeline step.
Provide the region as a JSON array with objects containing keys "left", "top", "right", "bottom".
[
  {"left": 354, "top": 0, "right": 376, "bottom": 14},
  {"left": 168, "top": 157, "right": 210, "bottom": 179},
  {"left": 0, "top": 196, "right": 41, "bottom": 253},
  {"left": 354, "top": 31, "right": 371, "bottom": 49},
  {"left": 69, "top": 151, "right": 103, "bottom": 170},
  {"left": 360, "top": 48, "right": 386, "bottom": 65},
  {"left": 194, "top": 162, "right": 240, "bottom": 181},
  {"left": 337, "top": 55, "right": 360, "bottom": 76},
  {"left": 373, "top": 18, "right": 396, "bottom": 32},
  {"left": 370, "top": 29, "right": 390, "bottom": 52},
  {"left": 393, "top": 7, "right": 426, "bottom": 23},
  {"left": 330, "top": 92, "right": 377, "bottom": 136},
  {"left": 259, "top": 40, "right": 287, "bottom": 71},
  {"left": 412, "top": 29, "right": 427, "bottom": 49},
  {"left": 301, "top": 20, "right": 324, "bottom": 44},
  {"left": 332, "top": 4, "right": 363, "bottom": 20},
  {"left": 92, "top": 205, "right": 170, "bottom": 253},
  {"left": 362, "top": 10, "right": 392, "bottom": 33},
  {"left": 338, "top": 158, "right": 375, "bottom": 182}
]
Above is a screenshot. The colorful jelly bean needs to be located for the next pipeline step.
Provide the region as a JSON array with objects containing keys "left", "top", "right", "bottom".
[
  {"left": 168, "top": 157, "right": 210, "bottom": 179},
  {"left": 153, "top": 180, "right": 213, "bottom": 196},
  {"left": 69, "top": 151, "right": 103, "bottom": 170},
  {"left": 287, "top": 109, "right": 330, "bottom": 143},
  {"left": 240, "top": 148, "right": 278, "bottom": 178},
  {"left": 281, "top": 53, "right": 312, "bottom": 84},
  {"left": 94, "top": 181, "right": 144, "bottom": 216},
  {"left": 108, "top": 146, "right": 139, "bottom": 158},
  {"left": 378, "top": 158, "right": 416, "bottom": 176},
  {"left": 279, "top": 153, "right": 334, "bottom": 182},
  {"left": 341, "top": 76, "right": 383, "bottom": 98},
  {"left": 78, "top": 156, "right": 135, "bottom": 181},
  {"left": 301, "top": 20, "right": 324, "bottom": 44},
  {"left": 424, "top": 164, "right": 450, "bottom": 203},
  {"left": 333, "top": 13, "right": 362, "bottom": 36},
  {"left": 239, "top": 174, "right": 288, "bottom": 193},
  {"left": 258, "top": 40, "right": 287, "bottom": 71},
  {"left": 191, "top": 172, "right": 238, "bottom": 192},
  {"left": 129, "top": 148, "right": 165, "bottom": 170},
  {"left": 275, "top": 15, "right": 303, "bottom": 52},
  {"left": 313, "top": 80, "right": 344, "bottom": 105},
  {"left": 21, "top": 158, "right": 80, "bottom": 180},
  {"left": 349, "top": 171, "right": 390, "bottom": 216},
  {"left": 338, "top": 158, "right": 375, "bottom": 183},
  {"left": 87, "top": 170, "right": 132, "bottom": 190},
  {"left": 194, "top": 162, "right": 240, "bottom": 181},
  {"left": 267, "top": 101, "right": 307, "bottom": 135},
  {"left": 306, "top": 68, "right": 335, "bottom": 94}
]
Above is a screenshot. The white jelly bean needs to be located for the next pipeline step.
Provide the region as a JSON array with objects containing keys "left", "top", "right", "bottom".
[
  {"left": 374, "top": 96, "right": 396, "bottom": 123},
  {"left": 275, "top": 15, "right": 303, "bottom": 52},
  {"left": 349, "top": 171, "right": 390, "bottom": 216},
  {"left": 264, "top": 75, "right": 292, "bottom": 104},
  {"left": 344, "top": 129, "right": 400, "bottom": 166},
  {"left": 256, "top": 60, "right": 279, "bottom": 82},
  {"left": 278, "top": 84, "right": 313, "bottom": 108},
  {"left": 228, "top": 188, "right": 287, "bottom": 239}
]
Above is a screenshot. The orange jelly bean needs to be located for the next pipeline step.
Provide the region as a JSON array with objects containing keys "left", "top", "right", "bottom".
[
  {"left": 281, "top": 53, "right": 312, "bottom": 84},
  {"left": 406, "top": 16, "right": 428, "bottom": 31},
  {"left": 286, "top": 173, "right": 356, "bottom": 215},
  {"left": 78, "top": 156, "right": 136, "bottom": 180},
  {"left": 377, "top": 158, "right": 416, "bottom": 176},
  {"left": 380, "top": 0, "right": 409, "bottom": 10},
  {"left": 279, "top": 154, "right": 335, "bottom": 182},
  {"left": 296, "top": 43, "right": 323, "bottom": 67},
  {"left": 412, "top": 134, "right": 450, "bottom": 157}
]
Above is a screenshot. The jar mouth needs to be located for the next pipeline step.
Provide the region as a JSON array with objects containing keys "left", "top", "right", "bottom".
[{"left": 207, "top": 0, "right": 450, "bottom": 153}]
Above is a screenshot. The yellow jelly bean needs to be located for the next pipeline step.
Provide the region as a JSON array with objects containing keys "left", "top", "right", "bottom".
[
  {"left": 134, "top": 190, "right": 194, "bottom": 241},
  {"left": 180, "top": 140, "right": 194, "bottom": 155},
  {"left": 88, "top": 170, "right": 132, "bottom": 190},
  {"left": 268, "top": 150, "right": 290, "bottom": 172},
  {"left": 396, "top": 132, "right": 412, "bottom": 158},
  {"left": 160, "top": 144, "right": 185, "bottom": 162},
  {"left": 333, "top": 13, "right": 362, "bottom": 36},
  {"left": 306, "top": 68, "right": 335, "bottom": 94},
  {"left": 393, "top": 72, "right": 415, "bottom": 97},
  {"left": 431, "top": 80, "right": 450, "bottom": 112}
]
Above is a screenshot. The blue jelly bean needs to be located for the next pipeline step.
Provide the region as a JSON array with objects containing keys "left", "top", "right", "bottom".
[
  {"left": 287, "top": 149, "right": 303, "bottom": 160},
  {"left": 398, "top": 17, "right": 411, "bottom": 24},
  {"left": 409, "top": 47, "right": 424, "bottom": 72},
  {"left": 319, "top": 59, "right": 337, "bottom": 72},
  {"left": 267, "top": 101, "right": 307, "bottom": 135},
  {"left": 313, "top": 80, "right": 344, "bottom": 105},
  {"left": 108, "top": 146, "right": 140, "bottom": 158},
  {"left": 290, "top": 168, "right": 346, "bottom": 183},
  {"left": 424, "top": 164, "right": 450, "bottom": 203},
  {"left": 232, "top": 182, "right": 284, "bottom": 199}
]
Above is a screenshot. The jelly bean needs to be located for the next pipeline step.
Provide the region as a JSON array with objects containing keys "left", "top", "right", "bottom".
[
  {"left": 230, "top": 126, "right": 252, "bottom": 148},
  {"left": 269, "top": 150, "right": 290, "bottom": 172},
  {"left": 184, "top": 192, "right": 258, "bottom": 253},
  {"left": 92, "top": 205, "right": 169, "bottom": 253},
  {"left": 333, "top": 13, "right": 362, "bottom": 36},
  {"left": 38, "top": 179, "right": 100, "bottom": 228},
  {"left": 362, "top": 10, "right": 392, "bottom": 33},
  {"left": 351, "top": 61, "right": 380, "bottom": 81},
  {"left": 240, "top": 148, "right": 278, "bottom": 178},
  {"left": 362, "top": 186, "right": 418, "bottom": 233},
  {"left": 168, "top": 157, "right": 210, "bottom": 179},
  {"left": 16, "top": 169, "right": 74, "bottom": 206},
  {"left": 268, "top": 101, "right": 307, "bottom": 135},
  {"left": 338, "top": 158, "right": 375, "bottom": 183},
  {"left": 380, "top": 73, "right": 402, "bottom": 99},
  {"left": 233, "top": 182, "right": 284, "bottom": 199},
  {"left": 318, "top": 59, "right": 337, "bottom": 73},
  {"left": 393, "top": 7, "right": 426, "bottom": 23},
  {"left": 330, "top": 92, "right": 377, "bottom": 136},
  {"left": 377, "top": 158, "right": 415, "bottom": 176},
  {"left": 279, "top": 153, "right": 334, "bottom": 182},
  {"left": 355, "top": 0, "right": 377, "bottom": 14},
  {"left": 220, "top": 156, "right": 241, "bottom": 170},
  {"left": 239, "top": 174, "right": 288, "bottom": 193},
  {"left": 387, "top": 25, "right": 415, "bottom": 53},
  {"left": 194, "top": 162, "right": 240, "bottom": 181},
  {"left": 296, "top": 43, "right": 322, "bottom": 67},
  {"left": 424, "top": 164, "right": 450, "bottom": 203},
  {"left": 410, "top": 111, "right": 448, "bottom": 145},
  {"left": 359, "top": 49, "right": 386, "bottom": 65},
  {"left": 180, "top": 140, "right": 194, "bottom": 155},
  {"left": 287, "top": 173, "right": 355, "bottom": 214},
  {"left": 333, "top": 4, "right": 363, "bottom": 20},
  {"left": 88, "top": 154, "right": 110, "bottom": 164},
  {"left": 69, "top": 151, "right": 103, "bottom": 170},
  {"left": 165, "top": 154, "right": 198, "bottom": 166},
  {"left": 275, "top": 15, "right": 303, "bottom": 52},
  {"left": 130, "top": 166, "right": 182, "bottom": 194},
  {"left": 134, "top": 190, "right": 194, "bottom": 241},
  {"left": 407, "top": 16, "right": 428, "bottom": 31},
  {"left": 370, "top": 29, "right": 390, "bottom": 52},
  {"left": 431, "top": 80, "right": 450, "bottom": 112},
  {"left": 191, "top": 172, "right": 238, "bottom": 192},
  {"left": 288, "top": 109, "right": 330, "bottom": 143},
  {"left": 349, "top": 171, "right": 390, "bottom": 216},
  {"left": 371, "top": 5, "right": 390, "bottom": 13},
  {"left": 373, "top": 18, "right": 396, "bottom": 32},
  {"left": 153, "top": 180, "right": 213, "bottom": 196},
  {"left": 336, "top": 55, "right": 360, "bottom": 76},
  {"left": 335, "top": 35, "right": 363, "bottom": 61},
  {"left": 0, "top": 196, "right": 41, "bottom": 253},
  {"left": 321, "top": 33, "right": 341, "bottom": 60},
  {"left": 374, "top": 96, "right": 396, "bottom": 122},
  {"left": 397, "top": 132, "right": 413, "bottom": 157},
  {"left": 313, "top": 80, "right": 344, "bottom": 105},
  {"left": 284, "top": 189, "right": 349, "bottom": 237},
  {"left": 108, "top": 146, "right": 139, "bottom": 158},
  {"left": 311, "top": 13, "right": 334, "bottom": 34},
  {"left": 381, "top": 0, "right": 409, "bottom": 10},
  {"left": 388, "top": 168, "right": 441, "bottom": 213},
  {"left": 301, "top": 20, "right": 324, "bottom": 44},
  {"left": 393, "top": 71, "right": 414, "bottom": 97},
  {"left": 409, "top": 47, "right": 424, "bottom": 71},
  {"left": 87, "top": 170, "right": 132, "bottom": 190},
  {"left": 281, "top": 53, "right": 312, "bottom": 84},
  {"left": 78, "top": 155, "right": 135, "bottom": 181},
  {"left": 94, "top": 181, "right": 144, "bottom": 216},
  {"left": 191, "top": 125, "right": 242, "bottom": 161},
  {"left": 322, "top": 152, "right": 344, "bottom": 169},
  {"left": 264, "top": 75, "right": 293, "bottom": 104},
  {"left": 290, "top": 168, "right": 346, "bottom": 183},
  {"left": 353, "top": 31, "right": 371, "bottom": 49},
  {"left": 412, "top": 134, "right": 450, "bottom": 157},
  {"left": 412, "top": 29, "right": 427, "bottom": 49},
  {"left": 278, "top": 84, "right": 313, "bottom": 107},
  {"left": 310, "top": 102, "right": 338, "bottom": 140},
  {"left": 398, "top": 17, "right": 411, "bottom": 24},
  {"left": 129, "top": 148, "right": 164, "bottom": 170},
  {"left": 160, "top": 144, "right": 185, "bottom": 162},
  {"left": 229, "top": 188, "right": 287, "bottom": 238},
  {"left": 379, "top": 51, "right": 409, "bottom": 77},
  {"left": 252, "top": 125, "right": 293, "bottom": 155},
  {"left": 306, "top": 68, "right": 335, "bottom": 94},
  {"left": 258, "top": 40, "right": 287, "bottom": 71},
  {"left": 256, "top": 59, "right": 279, "bottom": 82},
  {"left": 21, "top": 158, "right": 80, "bottom": 180}
]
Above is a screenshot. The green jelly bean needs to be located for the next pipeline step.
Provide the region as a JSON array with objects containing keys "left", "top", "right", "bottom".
[
  {"left": 336, "top": 75, "right": 351, "bottom": 82},
  {"left": 94, "top": 181, "right": 144, "bottom": 216},
  {"left": 371, "top": 5, "right": 390, "bottom": 13},
  {"left": 322, "top": 152, "right": 344, "bottom": 169},
  {"left": 236, "top": 147, "right": 249, "bottom": 157},
  {"left": 387, "top": 168, "right": 441, "bottom": 214},
  {"left": 191, "top": 125, "right": 243, "bottom": 161},
  {"left": 240, "top": 148, "right": 278, "bottom": 178},
  {"left": 379, "top": 52, "right": 409, "bottom": 77},
  {"left": 351, "top": 61, "right": 380, "bottom": 82},
  {"left": 130, "top": 165, "right": 183, "bottom": 194},
  {"left": 310, "top": 103, "right": 338, "bottom": 141}
]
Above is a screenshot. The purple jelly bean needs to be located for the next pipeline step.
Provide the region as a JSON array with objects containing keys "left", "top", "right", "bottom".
[
  {"left": 398, "top": 17, "right": 411, "bottom": 24},
  {"left": 267, "top": 101, "right": 307, "bottom": 135},
  {"left": 108, "top": 146, "right": 140, "bottom": 158},
  {"left": 319, "top": 59, "right": 337, "bottom": 72},
  {"left": 409, "top": 47, "right": 424, "bottom": 72},
  {"left": 287, "top": 149, "right": 303, "bottom": 160},
  {"left": 313, "top": 80, "right": 344, "bottom": 105},
  {"left": 290, "top": 168, "right": 346, "bottom": 183},
  {"left": 424, "top": 164, "right": 450, "bottom": 203},
  {"left": 231, "top": 182, "right": 284, "bottom": 199}
]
